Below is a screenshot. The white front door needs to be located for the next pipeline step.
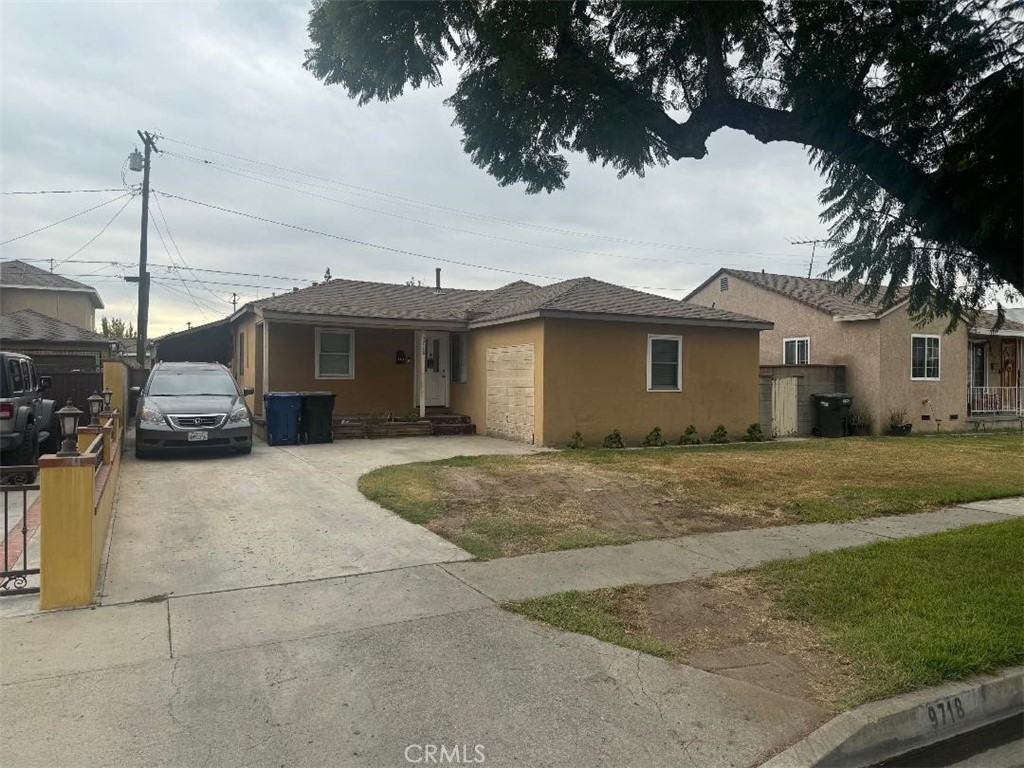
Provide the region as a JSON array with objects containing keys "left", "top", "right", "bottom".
[{"left": 422, "top": 331, "right": 449, "bottom": 407}]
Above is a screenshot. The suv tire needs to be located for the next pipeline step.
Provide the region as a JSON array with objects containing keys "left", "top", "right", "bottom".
[
  {"left": 39, "top": 415, "right": 61, "bottom": 456},
  {"left": 4, "top": 423, "right": 38, "bottom": 484}
]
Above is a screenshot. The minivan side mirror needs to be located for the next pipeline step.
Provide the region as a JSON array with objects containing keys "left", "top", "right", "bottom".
[
  {"left": 242, "top": 387, "right": 255, "bottom": 396},
  {"left": 38, "top": 376, "right": 51, "bottom": 391}
]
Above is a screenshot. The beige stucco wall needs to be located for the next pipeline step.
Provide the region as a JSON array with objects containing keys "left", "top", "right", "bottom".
[
  {"left": 540, "top": 318, "right": 761, "bottom": 447},
  {"left": 690, "top": 276, "right": 884, "bottom": 432},
  {"left": 451, "top": 319, "right": 545, "bottom": 444},
  {"left": 878, "top": 312, "right": 969, "bottom": 430},
  {"left": 1, "top": 287, "right": 96, "bottom": 330},
  {"left": 266, "top": 322, "right": 417, "bottom": 416}
]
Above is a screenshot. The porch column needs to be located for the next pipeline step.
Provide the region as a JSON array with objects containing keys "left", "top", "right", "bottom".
[{"left": 417, "top": 330, "right": 426, "bottom": 418}]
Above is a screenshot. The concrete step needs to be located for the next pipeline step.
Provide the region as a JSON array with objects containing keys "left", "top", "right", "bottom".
[{"left": 431, "top": 423, "right": 476, "bottom": 436}]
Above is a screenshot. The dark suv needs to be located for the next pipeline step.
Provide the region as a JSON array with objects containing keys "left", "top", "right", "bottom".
[
  {"left": 133, "top": 361, "right": 254, "bottom": 458},
  {"left": 0, "top": 352, "right": 58, "bottom": 483}
]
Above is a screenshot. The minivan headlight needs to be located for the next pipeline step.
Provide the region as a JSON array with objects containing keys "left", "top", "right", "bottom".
[
  {"left": 139, "top": 405, "right": 164, "bottom": 425},
  {"left": 228, "top": 404, "right": 250, "bottom": 423}
]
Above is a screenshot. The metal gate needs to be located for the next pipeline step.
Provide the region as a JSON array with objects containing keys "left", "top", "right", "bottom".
[
  {"left": 1, "top": 466, "right": 40, "bottom": 596},
  {"left": 45, "top": 371, "right": 103, "bottom": 413}
]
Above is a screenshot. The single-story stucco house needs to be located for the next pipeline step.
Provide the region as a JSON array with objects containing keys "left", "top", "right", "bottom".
[
  {"left": 686, "top": 268, "right": 1024, "bottom": 435},
  {"left": 228, "top": 275, "right": 773, "bottom": 446}
]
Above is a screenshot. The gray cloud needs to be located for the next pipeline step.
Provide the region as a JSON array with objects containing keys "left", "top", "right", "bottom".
[{"left": 2, "top": 0, "right": 828, "bottom": 336}]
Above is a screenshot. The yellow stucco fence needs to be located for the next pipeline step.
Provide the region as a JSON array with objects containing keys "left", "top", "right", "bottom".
[{"left": 38, "top": 362, "right": 128, "bottom": 610}]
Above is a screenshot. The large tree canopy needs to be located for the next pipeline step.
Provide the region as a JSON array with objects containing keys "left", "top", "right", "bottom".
[{"left": 305, "top": 0, "right": 1023, "bottom": 326}]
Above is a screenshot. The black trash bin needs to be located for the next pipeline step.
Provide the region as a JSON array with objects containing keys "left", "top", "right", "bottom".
[
  {"left": 300, "top": 391, "right": 336, "bottom": 444},
  {"left": 811, "top": 393, "right": 853, "bottom": 437},
  {"left": 263, "top": 392, "right": 302, "bottom": 445}
]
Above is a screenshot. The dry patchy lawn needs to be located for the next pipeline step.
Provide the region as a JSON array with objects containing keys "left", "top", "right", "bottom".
[{"left": 359, "top": 433, "right": 1024, "bottom": 559}]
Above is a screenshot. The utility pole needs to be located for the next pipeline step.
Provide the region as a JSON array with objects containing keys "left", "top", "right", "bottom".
[
  {"left": 132, "top": 131, "right": 158, "bottom": 368},
  {"left": 231, "top": 292, "right": 238, "bottom": 312},
  {"left": 791, "top": 238, "right": 826, "bottom": 278}
]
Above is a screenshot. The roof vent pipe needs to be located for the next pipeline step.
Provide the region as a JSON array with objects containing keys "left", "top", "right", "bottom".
[{"left": 435, "top": 268, "right": 442, "bottom": 293}]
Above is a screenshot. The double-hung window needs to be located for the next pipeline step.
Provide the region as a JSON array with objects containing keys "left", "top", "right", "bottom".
[
  {"left": 783, "top": 337, "right": 810, "bottom": 365},
  {"left": 911, "top": 335, "right": 940, "bottom": 380},
  {"left": 315, "top": 328, "right": 354, "bottom": 379},
  {"left": 647, "top": 335, "right": 682, "bottom": 391}
]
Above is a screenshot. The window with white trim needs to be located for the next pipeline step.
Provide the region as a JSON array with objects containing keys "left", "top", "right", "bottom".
[
  {"left": 783, "top": 337, "right": 810, "bottom": 365},
  {"left": 911, "top": 335, "right": 940, "bottom": 380},
  {"left": 315, "top": 328, "right": 354, "bottom": 379},
  {"left": 647, "top": 335, "right": 682, "bottom": 391}
]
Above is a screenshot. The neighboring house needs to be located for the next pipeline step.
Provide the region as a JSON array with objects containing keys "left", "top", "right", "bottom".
[
  {"left": 0, "top": 260, "right": 104, "bottom": 331},
  {"left": 687, "top": 269, "right": 1024, "bottom": 434},
  {"left": 229, "top": 276, "right": 772, "bottom": 446},
  {"left": 0, "top": 309, "right": 112, "bottom": 372},
  {"left": 153, "top": 318, "right": 231, "bottom": 365},
  {"left": 116, "top": 339, "right": 157, "bottom": 369}
]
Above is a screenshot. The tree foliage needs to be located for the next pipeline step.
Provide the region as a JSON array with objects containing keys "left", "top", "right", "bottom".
[
  {"left": 305, "top": 0, "right": 1024, "bottom": 325},
  {"left": 100, "top": 317, "right": 136, "bottom": 340}
]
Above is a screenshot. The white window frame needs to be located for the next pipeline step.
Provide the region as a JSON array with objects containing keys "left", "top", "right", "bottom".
[
  {"left": 647, "top": 334, "right": 682, "bottom": 392},
  {"left": 911, "top": 334, "right": 941, "bottom": 381},
  {"left": 315, "top": 327, "right": 355, "bottom": 380},
  {"left": 783, "top": 337, "right": 810, "bottom": 365}
]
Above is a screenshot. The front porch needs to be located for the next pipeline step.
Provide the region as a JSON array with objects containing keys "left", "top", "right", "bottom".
[{"left": 968, "top": 331, "right": 1024, "bottom": 421}]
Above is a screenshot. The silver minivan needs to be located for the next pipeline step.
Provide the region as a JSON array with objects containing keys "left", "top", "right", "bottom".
[{"left": 133, "top": 362, "right": 254, "bottom": 458}]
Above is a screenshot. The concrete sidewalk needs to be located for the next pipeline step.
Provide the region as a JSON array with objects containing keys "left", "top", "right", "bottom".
[{"left": 443, "top": 498, "right": 1024, "bottom": 601}]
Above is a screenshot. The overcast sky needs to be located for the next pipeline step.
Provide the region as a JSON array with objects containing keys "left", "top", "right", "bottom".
[{"left": 2, "top": 1, "right": 835, "bottom": 336}]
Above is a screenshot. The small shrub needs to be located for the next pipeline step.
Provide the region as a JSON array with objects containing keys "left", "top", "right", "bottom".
[
  {"left": 642, "top": 426, "right": 667, "bottom": 447},
  {"left": 744, "top": 422, "right": 767, "bottom": 442},
  {"left": 678, "top": 425, "right": 701, "bottom": 445},
  {"left": 602, "top": 429, "right": 625, "bottom": 449},
  {"left": 707, "top": 425, "right": 729, "bottom": 444},
  {"left": 567, "top": 431, "right": 585, "bottom": 450}
]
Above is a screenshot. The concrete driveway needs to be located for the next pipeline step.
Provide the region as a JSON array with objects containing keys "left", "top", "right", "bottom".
[
  {"left": 1, "top": 435, "right": 822, "bottom": 767},
  {"left": 101, "top": 435, "right": 540, "bottom": 603}
]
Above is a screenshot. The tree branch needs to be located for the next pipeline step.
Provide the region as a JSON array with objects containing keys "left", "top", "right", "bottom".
[{"left": 652, "top": 97, "right": 1021, "bottom": 289}]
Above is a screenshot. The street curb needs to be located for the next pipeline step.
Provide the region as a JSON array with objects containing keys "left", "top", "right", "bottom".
[{"left": 759, "top": 666, "right": 1024, "bottom": 768}]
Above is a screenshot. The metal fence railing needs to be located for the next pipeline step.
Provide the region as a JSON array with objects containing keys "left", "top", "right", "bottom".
[{"left": 1, "top": 466, "right": 41, "bottom": 597}]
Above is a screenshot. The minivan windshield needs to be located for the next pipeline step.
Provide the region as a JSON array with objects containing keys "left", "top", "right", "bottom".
[{"left": 148, "top": 370, "right": 238, "bottom": 397}]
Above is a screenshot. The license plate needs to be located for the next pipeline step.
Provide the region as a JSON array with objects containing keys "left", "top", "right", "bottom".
[{"left": 187, "top": 431, "right": 209, "bottom": 442}]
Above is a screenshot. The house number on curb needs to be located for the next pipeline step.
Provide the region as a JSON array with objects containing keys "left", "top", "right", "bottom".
[{"left": 921, "top": 696, "right": 968, "bottom": 729}]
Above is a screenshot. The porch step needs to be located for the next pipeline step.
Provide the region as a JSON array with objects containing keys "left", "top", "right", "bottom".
[
  {"left": 431, "top": 422, "right": 477, "bottom": 436},
  {"left": 423, "top": 414, "right": 472, "bottom": 426}
]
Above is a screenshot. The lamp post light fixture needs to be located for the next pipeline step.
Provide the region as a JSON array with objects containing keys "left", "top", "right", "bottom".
[
  {"left": 55, "top": 401, "right": 84, "bottom": 457},
  {"left": 88, "top": 391, "right": 104, "bottom": 426},
  {"left": 101, "top": 387, "right": 114, "bottom": 411}
]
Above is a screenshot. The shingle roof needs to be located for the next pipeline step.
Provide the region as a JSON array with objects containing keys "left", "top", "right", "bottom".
[
  {"left": 974, "top": 310, "right": 1024, "bottom": 334},
  {"left": 700, "top": 269, "right": 909, "bottom": 317},
  {"left": 242, "top": 275, "right": 771, "bottom": 329},
  {"left": 0, "top": 260, "right": 104, "bottom": 308},
  {"left": 0, "top": 309, "right": 110, "bottom": 345},
  {"left": 473, "top": 277, "right": 770, "bottom": 326},
  {"left": 255, "top": 278, "right": 488, "bottom": 321}
]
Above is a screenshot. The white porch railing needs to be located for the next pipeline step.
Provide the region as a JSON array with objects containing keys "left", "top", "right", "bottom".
[{"left": 969, "top": 386, "right": 1022, "bottom": 414}]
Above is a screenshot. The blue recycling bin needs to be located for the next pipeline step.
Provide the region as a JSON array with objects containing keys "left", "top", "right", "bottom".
[{"left": 263, "top": 392, "right": 302, "bottom": 446}]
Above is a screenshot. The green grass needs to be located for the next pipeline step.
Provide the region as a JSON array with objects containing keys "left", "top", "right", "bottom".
[
  {"left": 505, "top": 587, "right": 676, "bottom": 659},
  {"left": 505, "top": 520, "right": 1024, "bottom": 709},
  {"left": 756, "top": 518, "right": 1024, "bottom": 705},
  {"left": 358, "top": 433, "right": 1024, "bottom": 558}
]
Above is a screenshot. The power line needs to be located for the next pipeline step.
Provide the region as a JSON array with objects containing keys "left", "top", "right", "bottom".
[
  {"left": 151, "top": 191, "right": 232, "bottom": 306},
  {"left": 1, "top": 188, "right": 128, "bottom": 195},
  {"left": 14, "top": 256, "right": 311, "bottom": 284},
  {"left": 157, "top": 136, "right": 808, "bottom": 259},
  {"left": 164, "top": 149, "right": 807, "bottom": 268},
  {"left": 156, "top": 191, "right": 569, "bottom": 283},
  {"left": 53, "top": 194, "right": 136, "bottom": 269},
  {"left": 0, "top": 193, "right": 131, "bottom": 246},
  {"left": 150, "top": 214, "right": 211, "bottom": 320}
]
